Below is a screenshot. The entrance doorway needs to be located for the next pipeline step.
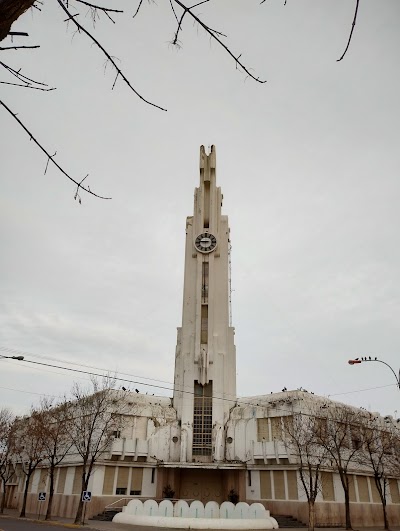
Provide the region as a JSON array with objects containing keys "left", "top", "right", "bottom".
[{"left": 180, "top": 469, "right": 223, "bottom": 504}]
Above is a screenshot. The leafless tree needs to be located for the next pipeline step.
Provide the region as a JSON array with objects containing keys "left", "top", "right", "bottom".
[
  {"left": 66, "top": 377, "right": 126, "bottom": 525},
  {"left": 391, "top": 425, "right": 400, "bottom": 478},
  {"left": 35, "top": 397, "right": 73, "bottom": 521},
  {"left": 14, "top": 411, "right": 47, "bottom": 518},
  {"left": 0, "top": 407, "right": 16, "bottom": 513},
  {"left": 283, "top": 412, "right": 329, "bottom": 531},
  {"left": 315, "top": 405, "right": 363, "bottom": 530},
  {"left": 0, "top": 0, "right": 360, "bottom": 200},
  {"left": 359, "top": 417, "right": 400, "bottom": 530}
]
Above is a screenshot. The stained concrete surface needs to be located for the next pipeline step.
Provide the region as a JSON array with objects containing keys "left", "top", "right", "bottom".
[{"left": 1, "top": 509, "right": 399, "bottom": 531}]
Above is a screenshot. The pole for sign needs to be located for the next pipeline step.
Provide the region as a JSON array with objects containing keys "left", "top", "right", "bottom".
[{"left": 82, "top": 500, "right": 86, "bottom": 526}]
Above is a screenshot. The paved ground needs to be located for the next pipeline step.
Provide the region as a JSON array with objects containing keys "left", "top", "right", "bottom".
[{"left": 1, "top": 509, "right": 399, "bottom": 531}]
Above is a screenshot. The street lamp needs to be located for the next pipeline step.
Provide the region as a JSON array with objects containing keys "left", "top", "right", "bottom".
[
  {"left": 0, "top": 355, "right": 24, "bottom": 360},
  {"left": 348, "top": 357, "right": 400, "bottom": 389}
]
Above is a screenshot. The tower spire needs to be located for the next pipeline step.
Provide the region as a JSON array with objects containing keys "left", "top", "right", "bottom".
[{"left": 173, "top": 146, "right": 236, "bottom": 463}]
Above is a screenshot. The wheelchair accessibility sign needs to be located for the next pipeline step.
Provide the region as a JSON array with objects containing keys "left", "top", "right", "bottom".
[
  {"left": 82, "top": 491, "right": 92, "bottom": 502},
  {"left": 38, "top": 492, "right": 46, "bottom": 501}
]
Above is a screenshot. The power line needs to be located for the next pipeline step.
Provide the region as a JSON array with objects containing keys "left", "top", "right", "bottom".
[
  {"left": 0, "top": 345, "right": 177, "bottom": 387},
  {"left": 2, "top": 347, "right": 398, "bottom": 415},
  {"left": 0, "top": 385, "right": 61, "bottom": 398},
  {"left": 2, "top": 355, "right": 397, "bottom": 419},
  {"left": 328, "top": 382, "right": 397, "bottom": 398}
]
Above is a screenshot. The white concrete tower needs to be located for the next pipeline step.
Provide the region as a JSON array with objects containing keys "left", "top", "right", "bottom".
[{"left": 173, "top": 145, "right": 236, "bottom": 463}]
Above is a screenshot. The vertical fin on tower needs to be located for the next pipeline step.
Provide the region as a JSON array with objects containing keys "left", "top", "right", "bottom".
[
  {"left": 199, "top": 145, "right": 216, "bottom": 181},
  {"left": 200, "top": 145, "right": 216, "bottom": 229}
]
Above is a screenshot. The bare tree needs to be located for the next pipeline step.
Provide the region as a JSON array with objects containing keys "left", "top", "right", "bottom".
[
  {"left": 14, "top": 411, "right": 47, "bottom": 518},
  {"left": 0, "top": 1, "right": 360, "bottom": 199},
  {"left": 391, "top": 425, "right": 400, "bottom": 478},
  {"left": 0, "top": 407, "right": 16, "bottom": 513},
  {"left": 35, "top": 397, "right": 73, "bottom": 521},
  {"left": 360, "top": 417, "right": 400, "bottom": 530},
  {"left": 66, "top": 377, "right": 125, "bottom": 525},
  {"left": 0, "top": 0, "right": 264, "bottom": 200},
  {"left": 315, "top": 405, "right": 363, "bottom": 530},
  {"left": 283, "top": 413, "right": 329, "bottom": 531}
]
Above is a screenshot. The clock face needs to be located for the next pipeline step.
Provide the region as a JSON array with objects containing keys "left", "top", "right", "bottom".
[{"left": 195, "top": 233, "right": 217, "bottom": 253}]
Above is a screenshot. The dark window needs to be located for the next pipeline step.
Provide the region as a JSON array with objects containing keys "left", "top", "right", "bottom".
[
  {"left": 192, "top": 381, "right": 213, "bottom": 456},
  {"left": 116, "top": 487, "right": 126, "bottom": 495},
  {"left": 130, "top": 490, "right": 141, "bottom": 495}
]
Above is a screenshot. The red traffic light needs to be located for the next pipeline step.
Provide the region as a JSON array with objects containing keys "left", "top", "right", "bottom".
[{"left": 348, "top": 359, "right": 362, "bottom": 365}]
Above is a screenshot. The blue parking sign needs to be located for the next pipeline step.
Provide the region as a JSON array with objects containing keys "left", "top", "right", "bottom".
[{"left": 82, "top": 491, "right": 92, "bottom": 502}]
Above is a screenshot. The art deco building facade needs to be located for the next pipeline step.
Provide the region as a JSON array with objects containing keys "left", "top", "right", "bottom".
[{"left": 4, "top": 147, "right": 400, "bottom": 526}]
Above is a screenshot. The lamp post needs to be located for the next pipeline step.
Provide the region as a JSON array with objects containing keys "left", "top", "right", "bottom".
[
  {"left": 0, "top": 355, "right": 24, "bottom": 360},
  {"left": 348, "top": 357, "right": 400, "bottom": 389}
]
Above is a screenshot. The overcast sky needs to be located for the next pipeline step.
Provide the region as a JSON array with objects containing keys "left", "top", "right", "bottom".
[{"left": 1, "top": 0, "right": 399, "bottom": 418}]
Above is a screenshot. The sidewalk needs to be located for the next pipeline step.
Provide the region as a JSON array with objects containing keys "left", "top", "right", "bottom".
[{"left": 1, "top": 508, "right": 399, "bottom": 531}]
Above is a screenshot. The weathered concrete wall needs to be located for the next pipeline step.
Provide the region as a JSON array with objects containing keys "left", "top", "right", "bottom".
[
  {"left": 258, "top": 499, "right": 400, "bottom": 527},
  {"left": 9, "top": 492, "right": 400, "bottom": 526},
  {"left": 11, "top": 492, "right": 133, "bottom": 519}
]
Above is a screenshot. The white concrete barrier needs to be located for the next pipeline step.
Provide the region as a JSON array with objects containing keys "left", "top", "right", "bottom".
[{"left": 113, "top": 500, "right": 278, "bottom": 529}]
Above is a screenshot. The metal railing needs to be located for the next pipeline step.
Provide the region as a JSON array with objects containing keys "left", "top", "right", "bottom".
[{"left": 104, "top": 497, "right": 196, "bottom": 512}]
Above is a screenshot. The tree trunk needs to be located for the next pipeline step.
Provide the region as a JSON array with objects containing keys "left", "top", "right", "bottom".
[
  {"left": 382, "top": 499, "right": 389, "bottom": 530},
  {"left": 374, "top": 476, "right": 390, "bottom": 530},
  {"left": 74, "top": 491, "right": 84, "bottom": 524},
  {"left": 74, "top": 471, "right": 88, "bottom": 525},
  {"left": 45, "top": 465, "right": 55, "bottom": 520},
  {"left": 0, "top": 479, "right": 6, "bottom": 514},
  {"left": 308, "top": 499, "right": 316, "bottom": 531},
  {"left": 19, "top": 471, "right": 32, "bottom": 518},
  {"left": 0, "top": 0, "right": 35, "bottom": 42},
  {"left": 344, "top": 486, "right": 352, "bottom": 530}
]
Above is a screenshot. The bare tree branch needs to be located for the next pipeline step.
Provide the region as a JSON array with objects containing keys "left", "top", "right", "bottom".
[
  {"left": 57, "top": 0, "right": 167, "bottom": 111},
  {"left": 0, "top": 44, "right": 39, "bottom": 50},
  {"left": 8, "top": 31, "right": 29, "bottom": 37},
  {"left": 172, "top": 0, "right": 266, "bottom": 84},
  {"left": 76, "top": 0, "right": 123, "bottom": 14},
  {"left": 1, "top": 60, "right": 53, "bottom": 88},
  {"left": 337, "top": 0, "right": 360, "bottom": 62},
  {"left": 1, "top": 99, "right": 111, "bottom": 200},
  {"left": 132, "top": 0, "right": 144, "bottom": 19},
  {"left": 173, "top": 0, "right": 213, "bottom": 45},
  {"left": 0, "top": 80, "right": 54, "bottom": 90},
  {"left": 169, "top": 0, "right": 179, "bottom": 24},
  {"left": 0, "top": 0, "right": 35, "bottom": 42}
]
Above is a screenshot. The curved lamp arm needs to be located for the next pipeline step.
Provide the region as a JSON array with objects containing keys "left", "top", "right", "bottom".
[{"left": 348, "top": 357, "right": 400, "bottom": 389}]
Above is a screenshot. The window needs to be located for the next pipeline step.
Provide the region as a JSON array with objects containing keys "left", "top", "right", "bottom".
[
  {"left": 113, "top": 430, "right": 121, "bottom": 439},
  {"left": 203, "top": 180, "right": 210, "bottom": 228},
  {"left": 381, "top": 431, "right": 393, "bottom": 455},
  {"left": 257, "top": 418, "right": 269, "bottom": 441},
  {"left": 201, "top": 262, "right": 209, "bottom": 303},
  {"left": 271, "top": 417, "right": 282, "bottom": 440},
  {"left": 350, "top": 425, "right": 362, "bottom": 450},
  {"left": 193, "top": 381, "right": 212, "bottom": 456},
  {"left": 336, "top": 422, "right": 350, "bottom": 448},
  {"left": 116, "top": 487, "right": 126, "bottom": 495},
  {"left": 315, "top": 417, "right": 327, "bottom": 439},
  {"left": 151, "top": 468, "right": 155, "bottom": 484},
  {"left": 201, "top": 305, "right": 208, "bottom": 344},
  {"left": 130, "top": 490, "right": 141, "bottom": 495},
  {"left": 282, "top": 416, "right": 293, "bottom": 438}
]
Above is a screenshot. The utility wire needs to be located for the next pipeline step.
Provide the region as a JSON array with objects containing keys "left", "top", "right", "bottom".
[
  {"left": 0, "top": 345, "right": 177, "bottom": 387},
  {"left": 2, "top": 355, "right": 399, "bottom": 421}
]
